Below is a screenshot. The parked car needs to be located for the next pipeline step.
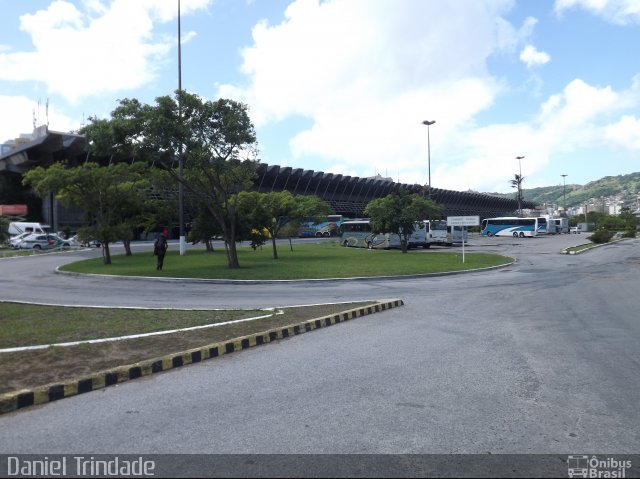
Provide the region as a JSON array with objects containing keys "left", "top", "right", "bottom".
[
  {"left": 16, "top": 233, "right": 70, "bottom": 250},
  {"left": 570, "top": 226, "right": 582, "bottom": 234},
  {"left": 68, "top": 235, "right": 101, "bottom": 248},
  {"left": 7, "top": 232, "right": 31, "bottom": 249}
]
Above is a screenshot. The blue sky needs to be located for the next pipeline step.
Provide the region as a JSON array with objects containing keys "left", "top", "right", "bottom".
[{"left": 1, "top": 0, "right": 639, "bottom": 194}]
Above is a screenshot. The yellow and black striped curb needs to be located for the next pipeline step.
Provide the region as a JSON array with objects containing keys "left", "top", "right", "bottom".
[{"left": 0, "top": 299, "right": 404, "bottom": 415}]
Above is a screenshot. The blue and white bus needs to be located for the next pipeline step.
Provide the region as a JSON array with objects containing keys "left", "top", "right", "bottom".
[
  {"left": 480, "top": 217, "right": 542, "bottom": 237},
  {"left": 298, "top": 215, "right": 343, "bottom": 237}
]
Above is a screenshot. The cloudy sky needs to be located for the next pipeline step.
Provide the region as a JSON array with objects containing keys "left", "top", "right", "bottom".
[{"left": 1, "top": 0, "right": 639, "bottom": 193}]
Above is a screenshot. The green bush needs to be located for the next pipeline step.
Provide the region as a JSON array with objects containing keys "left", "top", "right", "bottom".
[
  {"left": 621, "top": 228, "right": 637, "bottom": 238},
  {"left": 587, "top": 229, "right": 614, "bottom": 244}
]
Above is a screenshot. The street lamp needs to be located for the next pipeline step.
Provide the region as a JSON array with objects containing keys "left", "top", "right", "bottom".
[
  {"left": 422, "top": 120, "right": 436, "bottom": 198},
  {"left": 178, "top": 0, "right": 186, "bottom": 256},
  {"left": 516, "top": 156, "right": 525, "bottom": 217},
  {"left": 561, "top": 174, "right": 568, "bottom": 214}
]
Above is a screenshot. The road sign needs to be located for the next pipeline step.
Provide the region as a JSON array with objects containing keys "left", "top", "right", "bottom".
[{"left": 447, "top": 216, "right": 479, "bottom": 226}]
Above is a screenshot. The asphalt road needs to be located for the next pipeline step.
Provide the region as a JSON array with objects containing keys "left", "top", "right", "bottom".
[{"left": 0, "top": 235, "right": 639, "bottom": 473}]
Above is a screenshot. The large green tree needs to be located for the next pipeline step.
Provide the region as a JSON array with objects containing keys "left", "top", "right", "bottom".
[
  {"left": 365, "top": 189, "right": 442, "bottom": 253},
  {"left": 23, "top": 162, "right": 148, "bottom": 264},
  {"left": 108, "top": 92, "right": 259, "bottom": 269}
]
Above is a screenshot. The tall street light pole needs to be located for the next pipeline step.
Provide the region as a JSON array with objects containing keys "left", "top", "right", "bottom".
[
  {"left": 561, "top": 174, "right": 568, "bottom": 214},
  {"left": 422, "top": 120, "right": 436, "bottom": 198},
  {"left": 178, "top": 0, "right": 186, "bottom": 256},
  {"left": 516, "top": 156, "right": 524, "bottom": 217}
]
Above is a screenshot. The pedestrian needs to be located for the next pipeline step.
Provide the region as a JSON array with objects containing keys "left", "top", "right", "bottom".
[{"left": 154, "top": 233, "right": 168, "bottom": 271}]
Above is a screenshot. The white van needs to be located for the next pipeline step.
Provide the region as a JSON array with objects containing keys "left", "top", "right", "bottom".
[{"left": 8, "top": 222, "right": 50, "bottom": 236}]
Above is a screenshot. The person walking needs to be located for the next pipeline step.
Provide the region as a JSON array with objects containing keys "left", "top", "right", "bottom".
[{"left": 154, "top": 233, "right": 169, "bottom": 271}]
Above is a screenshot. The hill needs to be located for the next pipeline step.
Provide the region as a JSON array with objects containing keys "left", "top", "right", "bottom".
[{"left": 489, "top": 172, "right": 640, "bottom": 211}]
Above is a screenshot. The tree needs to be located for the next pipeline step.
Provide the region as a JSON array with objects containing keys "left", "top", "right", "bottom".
[
  {"left": 109, "top": 92, "right": 259, "bottom": 269},
  {"left": 23, "top": 162, "right": 148, "bottom": 264},
  {"left": 365, "top": 189, "right": 442, "bottom": 253},
  {"left": 510, "top": 174, "right": 525, "bottom": 216},
  {"left": 238, "top": 191, "right": 332, "bottom": 259}
]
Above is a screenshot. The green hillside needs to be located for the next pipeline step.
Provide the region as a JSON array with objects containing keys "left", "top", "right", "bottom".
[{"left": 491, "top": 172, "right": 640, "bottom": 210}]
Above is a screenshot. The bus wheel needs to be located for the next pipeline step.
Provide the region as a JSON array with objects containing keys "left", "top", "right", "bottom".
[
  {"left": 519, "top": 232, "right": 525, "bottom": 238},
  {"left": 513, "top": 232, "right": 519, "bottom": 238},
  {"left": 323, "top": 231, "right": 330, "bottom": 237},
  {"left": 486, "top": 231, "right": 493, "bottom": 237}
]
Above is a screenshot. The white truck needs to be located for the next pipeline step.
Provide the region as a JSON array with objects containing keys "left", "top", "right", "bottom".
[{"left": 8, "top": 222, "right": 49, "bottom": 236}]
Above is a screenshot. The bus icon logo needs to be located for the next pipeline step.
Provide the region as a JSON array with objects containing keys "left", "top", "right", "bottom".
[{"left": 567, "top": 455, "right": 589, "bottom": 478}]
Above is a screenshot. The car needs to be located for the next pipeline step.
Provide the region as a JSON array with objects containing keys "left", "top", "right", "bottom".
[
  {"left": 16, "top": 233, "right": 70, "bottom": 250},
  {"left": 68, "top": 235, "right": 101, "bottom": 248},
  {"left": 570, "top": 226, "right": 582, "bottom": 234},
  {"left": 7, "top": 232, "right": 31, "bottom": 249}
]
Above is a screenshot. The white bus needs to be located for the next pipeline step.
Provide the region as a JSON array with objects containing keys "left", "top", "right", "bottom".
[
  {"left": 481, "top": 217, "right": 543, "bottom": 237},
  {"left": 537, "top": 215, "right": 554, "bottom": 234},
  {"left": 447, "top": 225, "right": 468, "bottom": 244},
  {"left": 554, "top": 217, "right": 569, "bottom": 234},
  {"left": 339, "top": 219, "right": 433, "bottom": 249},
  {"left": 339, "top": 220, "right": 376, "bottom": 248}
]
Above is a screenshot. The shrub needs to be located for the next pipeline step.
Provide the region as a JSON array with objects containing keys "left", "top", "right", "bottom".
[
  {"left": 621, "top": 228, "right": 637, "bottom": 238},
  {"left": 587, "top": 229, "right": 614, "bottom": 244}
]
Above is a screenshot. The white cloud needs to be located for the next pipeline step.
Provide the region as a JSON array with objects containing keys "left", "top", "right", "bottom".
[
  {"left": 606, "top": 115, "right": 640, "bottom": 148},
  {"left": 218, "top": 0, "right": 640, "bottom": 192},
  {"left": 434, "top": 77, "right": 640, "bottom": 192},
  {"left": 0, "top": 0, "right": 211, "bottom": 102},
  {"left": 519, "top": 45, "right": 551, "bottom": 68},
  {"left": 218, "top": 0, "right": 515, "bottom": 185},
  {"left": 555, "top": 0, "right": 640, "bottom": 24},
  {"left": 0, "top": 96, "right": 77, "bottom": 144}
]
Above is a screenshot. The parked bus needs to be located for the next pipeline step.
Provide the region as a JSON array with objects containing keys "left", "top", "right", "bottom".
[
  {"left": 339, "top": 219, "right": 375, "bottom": 248},
  {"left": 447, "top": 225, "right": 468, "bottom": 244},
  {"left": 537, "top": 214, "right": 554, "bottom": 234},
  {"left": 339, "top": 219, "right": 431, "bottom": 249},
  {"left": 427, "top": 219, "right": 449, "bottom": 246},
  {"left": 554, "top": 217, "right": 569, "bottom": 234},
  {"left": 480, "top": 217, "right": 542, "bottom": 237},
  {"left": 298, "top": 214, "right": 343, "bottom": 238}
]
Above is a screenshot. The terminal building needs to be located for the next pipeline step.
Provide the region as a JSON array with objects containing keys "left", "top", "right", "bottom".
[{"left": 0, "top": 127, "right": 536, "bottom": 233}]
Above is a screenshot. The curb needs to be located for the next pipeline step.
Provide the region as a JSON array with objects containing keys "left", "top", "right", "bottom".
[
  {"left": 0, "top": 299, "right": 404, "bottom": 416},
  {"left": 55, "top": 261, "right": 515, "bottom": 284},
  {"left": 560, "top": 237, "right": 628, "bottom": 255}
]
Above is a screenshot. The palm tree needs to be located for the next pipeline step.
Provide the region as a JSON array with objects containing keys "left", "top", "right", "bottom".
[{"left": 510, "top": 174, "right": 525, "bottom": 217}]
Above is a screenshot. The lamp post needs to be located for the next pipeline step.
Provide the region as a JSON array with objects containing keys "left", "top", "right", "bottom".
[
  {"left": 178, "top": 0, "right": 186, "bottom": 256},
  {"left": 422, "top": 120, "right": 436, "bottom": 198},
  {"left": 561, "top": 174, "right": 568, "bottom": 214},
  {"left": 516, "top": 156, "right": 524, "bottom": 217}
]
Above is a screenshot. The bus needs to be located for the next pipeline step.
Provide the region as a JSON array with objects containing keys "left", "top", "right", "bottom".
[
  {"left": 480, "top": 217, "right": 542, "bottom": 237},
  {"left": 427, "top": 219, "right": 449, "bottom": 246},
  {"left": 447, "top": 225, "right": 468, "bottom": 244},
  {"left": 339, "top": 219, "right": 436, "bottom": 249},
  {"left": 554, "top": 217, "right": 569, "bottom": 234},
  {"left": 298, "top": 215, "right": 343, "bottom": 238},
  {"left": 339, "top": 219, "right": 376, "bottom": 248},
  {"left": 537, "top": 215, "right": 554, "bottom": 234}
]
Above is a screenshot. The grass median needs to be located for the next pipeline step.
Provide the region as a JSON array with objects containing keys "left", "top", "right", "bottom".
[
  {"left": 60, "top": 241, "right": 512, "bottom": 279},
  {"left": 0, "top": 301, "right": 377, "bottom": 394}
]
